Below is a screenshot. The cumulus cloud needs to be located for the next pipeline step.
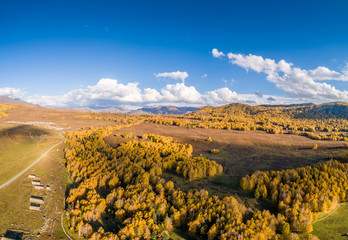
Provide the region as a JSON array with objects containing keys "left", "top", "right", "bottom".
[
  {"left": 0, "top": 87, "right": 26, "bottom": 99},
  {"left": 26, "top": 75, "right": 298, "bottom": 108},
  {"left": 88, "top": 78, "right": 142, "bottom": 102},
  {"left": 143, "top": 83, "right": 204, "bottom": 104},
  {"left": 224, "top": 51, "right": 348, "bottom": 101},
  {"left": 142, "top": 88, "right": 162, "bottom": 103},
  {"left": 154, "top": 71, "right": 189, "bottom": 82},
  {"left": 227, "top": 53, "right": 278, "bottom": 73},
  {"left": 24, "top": 77, "right": 298, "bottom": 108},
  {"left": 160, "top": 83, "right": 203, "bottom": 104},
  {"left": 202, "top": 73, "right": 208, "bottom": 78},
  {"left": 205, "top": 88, "right": 245, "bottom": 105},
  {"left": 28, "top": 78, "right": 143, "bottom": 108},
  {"left": 308, "top": 66, "right": 348, "bottom": 81},
  {"left": 27, "top": 78, "right": 205, "bottom": 108},
  {"left": 212, "top": 48, "right": 225, "bottom": 58}
]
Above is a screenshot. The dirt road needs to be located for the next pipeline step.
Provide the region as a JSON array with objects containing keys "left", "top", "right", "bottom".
[{"left": 0, "top": 134, "right": 64, "bottom": 190}]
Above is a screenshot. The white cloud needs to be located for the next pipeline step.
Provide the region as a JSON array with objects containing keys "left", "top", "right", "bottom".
[
  {"left": 23, "top": 77, "right": 301, "bottom": 108},
  {"left": 212, "top": 48, "right": 225, "bottom": 58},
  {"left": 27, "top": 79, "right": 205, "bottom": 108},
  {"left": 308, "top": 66, "right": 348, "bottom": 81},
  {"left": 205, "top": 88, "right": 245, "bottom": 105},
  {"left": 88, "top": 78, "right": 142, "bottom": 102},
  {"left": 202, "top": 73, "right": 208, "bottom": 78},
  {"left": 27, "top": 78, "right": 143, "bottom": 108},
  {"left": 142, "top": 88, "right": 162, "bottom": 102},
  {"left": 25, "top": 75, "right": 302, "bottom": 108},
  {"left": 0, "top": 87, "right": 26, "bottom": 99},
  {"left": 160, "top": 83, "right": 203, "bottom": 104},
  {"left": 278, "top": 60, "right": 293, "bottom": 74},
  {"left": 142, "top": 84, "right": 203, "bottom": 104},
  {"left": 227, "top": 53, "right": 278, "bottom": 73},
  {"left": 154, "top": 71, "right": 188, "bottom": 82},
  {"left": 224, "top": 51, "right": 348, "bottom": 101}
]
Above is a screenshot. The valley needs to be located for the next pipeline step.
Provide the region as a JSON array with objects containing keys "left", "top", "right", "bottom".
[{"left": 0, "top": 103, "right": 347, "bottom": 239}]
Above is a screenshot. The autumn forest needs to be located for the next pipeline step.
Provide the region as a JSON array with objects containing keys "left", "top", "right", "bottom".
[{"left": 53, "top": 102, "right": 348, "bottom": 240}]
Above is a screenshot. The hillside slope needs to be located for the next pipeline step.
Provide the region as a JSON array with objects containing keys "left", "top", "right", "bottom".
[
  {"left": 193, "top": 102, "right": 348, "bottom": 120},
  {"left": 137, "top": 106, "right": 201, "bottom": 115},
  {"left": 0, "top": 96, "right": 35, "bottom": 106}
]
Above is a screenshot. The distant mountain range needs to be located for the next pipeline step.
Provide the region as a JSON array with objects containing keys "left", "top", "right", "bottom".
[
  {"left": 75, "top": 105, "right": 202, "bottom": 115},
  {"left": 1, "top": 96, "right": 347, "bottom": 118},
  {"left": 134, "top": 106, "right": 201, "bottom": 115},
  {"left": 74, "top": 107, "right": 130, "bottom": 114},
  {"left": 0, "top": 97, "right": 201, "bottom": 115},
  {"left": 0, "top": 96, "right": 36, "bottom": 106}
]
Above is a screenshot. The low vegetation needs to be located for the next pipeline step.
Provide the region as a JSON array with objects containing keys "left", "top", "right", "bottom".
[{"left": 0, "top": 104, "right": 19, "bottom": 119}]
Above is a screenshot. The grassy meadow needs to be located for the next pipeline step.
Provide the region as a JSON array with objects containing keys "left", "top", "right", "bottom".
[
  {"left": 0, "top": 140, "right": 69, "bottom": 239},
  {"left": 313, "top": 203, "right": 348, "bottom": 240},
  {"left": 0, "top": 123, "right": 62, "bottom": 185}
]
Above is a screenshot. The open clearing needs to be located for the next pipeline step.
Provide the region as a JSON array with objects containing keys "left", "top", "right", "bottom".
[
  {"left": 5, "top": 105, "right": 118, "bottom": 130},
  {"left": 0, "top": 138, "right": 69, "bottom": 239},
  {"left": 0, "top": 123, "right": 62, "bottom": 185},
  {"left": 313, "top": 203, "right": 348, "bottom": 239}
]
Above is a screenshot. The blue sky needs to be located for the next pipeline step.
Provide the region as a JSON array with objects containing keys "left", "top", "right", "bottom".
[{"left": 1, "top": 0, "right": 348, "bottom": 108}]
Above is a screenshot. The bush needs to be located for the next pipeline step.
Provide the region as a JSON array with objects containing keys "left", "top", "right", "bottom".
[{"left": 210, "top": 149, "right": 220, "bottom": 154}]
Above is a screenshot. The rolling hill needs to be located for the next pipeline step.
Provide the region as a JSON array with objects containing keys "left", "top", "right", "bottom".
[
  {"left": 194, "top": 102, "right": 348, "bottom": 119},
  {"left": 0, "top": 96, "right": 35, "bottom": 106},
  {"left": 134, "top": 106, "right": 201, "bottom": 115}
]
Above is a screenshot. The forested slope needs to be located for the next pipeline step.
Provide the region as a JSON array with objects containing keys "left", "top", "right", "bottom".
[{"left": 147, "top": 102, "right": 348, "bottom": 141}]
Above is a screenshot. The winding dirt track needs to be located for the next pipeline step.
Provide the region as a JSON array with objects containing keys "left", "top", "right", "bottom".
[
  {"left": 313, "top": 203, "right": 345, "bottom": 223},
  {"left": 0, "top": 133, "right": 64, "bottom": 190}
]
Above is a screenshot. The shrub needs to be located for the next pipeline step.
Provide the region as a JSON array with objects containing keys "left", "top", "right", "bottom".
[{"left": 210, "top": 149, "right": 220, "bottom": 154}]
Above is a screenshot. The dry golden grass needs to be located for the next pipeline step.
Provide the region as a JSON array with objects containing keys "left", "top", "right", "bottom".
[
  {"left": 3, "top": 105, "right": 117, "bottom": 130},
  {"left": 106, "top": 123, "right": 346, "bottom": 177}
]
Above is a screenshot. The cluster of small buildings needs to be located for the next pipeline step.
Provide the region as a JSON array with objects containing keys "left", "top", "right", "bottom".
[{"left": 29, "top": 174, "right": 52, "bottom": 211}]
